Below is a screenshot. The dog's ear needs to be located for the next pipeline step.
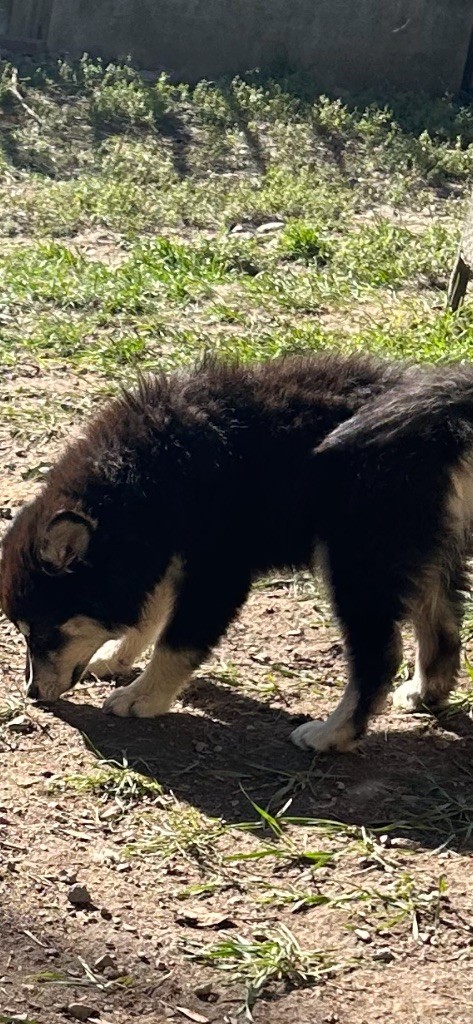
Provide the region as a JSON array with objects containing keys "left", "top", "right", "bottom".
[{"left": 38, "top": 510, "right": 95, "bottom": 575}]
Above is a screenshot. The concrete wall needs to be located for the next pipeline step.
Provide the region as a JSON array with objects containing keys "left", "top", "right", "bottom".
[{"left": 4, "top": 0, "right": 473, "bottom": 95}]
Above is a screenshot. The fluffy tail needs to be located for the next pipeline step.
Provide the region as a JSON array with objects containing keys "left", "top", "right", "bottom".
[{"left": 316, "top": 364, "right": 473, "bottom": 454}]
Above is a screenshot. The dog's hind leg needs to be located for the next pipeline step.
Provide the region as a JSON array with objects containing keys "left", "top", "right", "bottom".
[
  {"left": 393, "top": 565, "right": 466, "bottom": 712},
  {"left": 291, "top": 610, "right": 402, "bottom": 753},
  {"left": 103, "top": 566, "right": 251, "bottom": 718}
]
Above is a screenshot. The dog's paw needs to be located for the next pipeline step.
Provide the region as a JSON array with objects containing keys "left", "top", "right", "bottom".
[
  {"left": 103, "top": 678, "right": 171, "bottom": 718},
  {"left": 392, "top": 679, "right": 424, "bottom": 712},
  {"left": 290, "top": 719, "right": 357, "bottom": 753},
  {"left": 88, "top": 640, "right": 132, "bottom": 680}
]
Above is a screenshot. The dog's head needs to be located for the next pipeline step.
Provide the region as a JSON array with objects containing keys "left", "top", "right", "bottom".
[{"left": 0, "top": 503, "right": 122, "bottom": 701}]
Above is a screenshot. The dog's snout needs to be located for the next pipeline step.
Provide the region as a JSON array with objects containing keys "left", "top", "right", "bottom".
[{"left": 27, "top": 679, "right": 40, "bottom": 700}]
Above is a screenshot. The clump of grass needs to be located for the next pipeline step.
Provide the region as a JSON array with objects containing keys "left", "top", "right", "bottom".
[
  {"left": 355, "top": 873, "right": 447, "bottom": 937},
  {"left": 184, "top": 924, "right": 344, "bottom": 1018},
  {"left": 125, "top": 805, "right": 225, "bottom": 864},
  {"left": 280, "top": 220, "right": 332, "bottom": 265},
  {"left": 88, "top": 64, "right": 170, "bottom": 129},
  {"left": 52, "top": 756, "right": 165, "bottom": 815}
]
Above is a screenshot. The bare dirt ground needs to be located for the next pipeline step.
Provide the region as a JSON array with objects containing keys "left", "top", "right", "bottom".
[{"left": 2, "top": 367, "right": 473, "bottom": 1024}]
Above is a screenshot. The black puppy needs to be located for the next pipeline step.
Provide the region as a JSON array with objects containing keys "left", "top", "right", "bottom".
[{"left": 1, "top": 353, "right": 470, "bottom": 752}]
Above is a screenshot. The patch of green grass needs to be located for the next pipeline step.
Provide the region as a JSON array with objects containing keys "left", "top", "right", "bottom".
[
  {"left": 0, "top": 56, "right": 470, "bottom": 381},
  {"left": 332, "top": 221, "right": 454, "bottom": 289},
  {"left": 53, "top": 756, "right": 165, "bottom": 815},
  {"left": 184, "top": 924, "right": 345, "bottom": 1019},
  {"left": 88, "top": 66, "right": 170, "bottom": 130},
  {"left": 125, "top": 805, "right": 225, "bottom": 864},
  {"left": 279, "top": 220, "right": 333, "bottom": 265},
  {"left": 257, "top": 885, "right": 361, "bottom": 913},
  {"left": 355, "top": 873, "right": 446, "bottom": 936}
]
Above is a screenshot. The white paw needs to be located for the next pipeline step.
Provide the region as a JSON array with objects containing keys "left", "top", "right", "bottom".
[
  {"left": 392, "top": 679, "right": 424, "bottom": 712},
  {"left": 102, "top": 676, "right": 172, "bottom": 718},
  {"left": 88, "top": 640, "right": 131, "bottom": 680},
  {"left": 290, "top": 719, "right": 356, "bottom": 753}
]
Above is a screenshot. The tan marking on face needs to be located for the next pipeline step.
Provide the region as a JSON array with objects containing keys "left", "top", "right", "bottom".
[
  {"left": 28, "top": 557, "right": 184, "bottom": 701},
  {"left": 30, "top": 616, "right": 118, "bottom": 701}
]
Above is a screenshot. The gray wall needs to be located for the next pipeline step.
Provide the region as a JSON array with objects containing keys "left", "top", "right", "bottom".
[{"left": 4, "top": 0, "right": 473, "bottom": 95}]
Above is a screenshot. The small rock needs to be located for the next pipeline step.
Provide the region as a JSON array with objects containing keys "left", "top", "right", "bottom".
[
  {"left": 372, "top": 946, "right": 395, "bottom": 963},
  {"left": 194, "top": 982, "right": 213, "bottom": 1000},
  {"left": 103, "top": 966, "right": 123, "bottom": 981},
  {"left": 59, "top": 870, "right": 78, "bottom": 885},
  {"left": 176, "top": 1008, "right": 209, "bottom": 1023},
  {"left": 7, "top": 715, "right": 35, "bottom": 735},
  {"left": 256, "top": 220, "right": 284, "bottom": 234},
  {"left": 390, "top": 837, "right": 418, "bottom": 850},
  {"left": 67, "top": 1003, "right": 99, "bottom": 1021},
  {"left": 355, "top": 928, "right": 372, "bottom": 943},
  {"left": 67, "top": 883, "right": 92, "bottom": 907},
  {"left": 100, "top": 806, "right": 121, "bottom": 821},
  {"left": 94, "top": 954, "right": 116, "bottom": 972},
  {"left": 100, "top": 908, "right": 112, "bottom": 920}
]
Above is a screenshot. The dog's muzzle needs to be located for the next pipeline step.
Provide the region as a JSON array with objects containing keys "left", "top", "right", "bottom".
[{"left": 25, "top": 651, "right": 85, "bottom": 701}]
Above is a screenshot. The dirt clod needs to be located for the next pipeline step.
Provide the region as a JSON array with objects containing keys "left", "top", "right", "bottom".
[
  {"left": 67, "top": 883, "right": 93, "bottom": 906},
  {"left": 94, "top": 953, "right": 117, "bottom": 972},
  {"left": 66, "top": 1003, "right": 100, "bottom": 1021}
]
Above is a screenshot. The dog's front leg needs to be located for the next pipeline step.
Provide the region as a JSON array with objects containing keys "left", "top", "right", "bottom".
[
  {"left": 103, "top": 565, "right": 251, "bottom": 719},
  {"left": 102, "top": 643, "right": 199, "bottom": 717}
]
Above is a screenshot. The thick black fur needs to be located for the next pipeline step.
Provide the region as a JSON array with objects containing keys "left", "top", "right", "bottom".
[{"left": 2, "top": 353, "right": 473, "bottom": 748}]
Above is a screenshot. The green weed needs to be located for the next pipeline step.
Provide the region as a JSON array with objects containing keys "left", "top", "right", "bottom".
[
  {"left": 53, "top": 756, "right": 165, "bottom": 815},
  {"left": 125, "top": 806, "right": 225, "bottom": 864},
  {"left": 184, "top": 924, "right": 344, "bottom": 1019}
]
